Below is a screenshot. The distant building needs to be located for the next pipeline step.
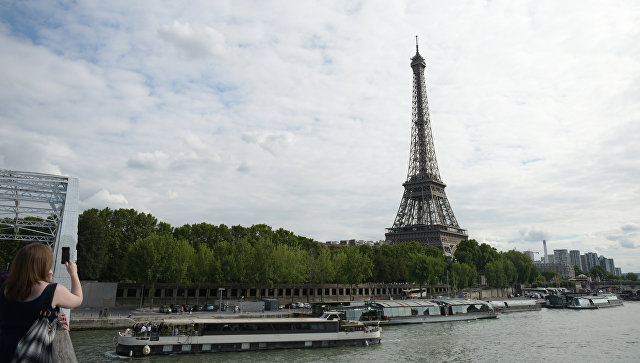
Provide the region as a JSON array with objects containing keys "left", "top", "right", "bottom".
[
  {"left": 533, "top": 261, "right": 576, "bottom": 279},
  {"left": 569, "top": 250, "right": 581, "bottom": 267},
  {"left": 554, "top": 249, "right": 569, "bottom": 264},
  {"left": 580, "top": 255, "right": 587, "bottom": 273},
  {"left": 605, "top": 258, "right": 615, "bottom": 274},
  {"left": 615, "top": 267, "right": 622, "bottom": 276},
  {"left": 524, "top": 250, "right": 536, "bottom": 261},
  {"left": 585, "top": 252, "right": 598, "bottom": 272}
]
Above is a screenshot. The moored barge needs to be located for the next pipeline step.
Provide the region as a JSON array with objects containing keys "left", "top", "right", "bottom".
[
  {"left": 336, "top": 299, "right": 497, "bottom": 325},
  {"left": 566, "top": 294, "right": 623, "bottom": 309},
  {"left": 115, "top": 312, "right": 380, "bottom": 357}
]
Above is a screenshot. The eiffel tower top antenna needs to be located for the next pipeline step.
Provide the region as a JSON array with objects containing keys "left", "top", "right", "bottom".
[{"left": 415, "top": 35, "right": 419, "bottom": 52}]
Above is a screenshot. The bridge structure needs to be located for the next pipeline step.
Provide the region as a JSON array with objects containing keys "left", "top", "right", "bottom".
[
  {"left": 591, "top": 280, "right": 640, "bottom": 293},
  {"left": 0, "top": 169, "right": 79, "bottom": 316}
]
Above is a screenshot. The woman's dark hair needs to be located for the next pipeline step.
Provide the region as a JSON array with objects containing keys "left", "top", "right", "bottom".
[{"left": 4, "top": 243, "right": 53, "bottom": 302}]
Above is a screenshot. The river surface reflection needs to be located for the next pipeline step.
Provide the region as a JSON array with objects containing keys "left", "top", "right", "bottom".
[{"left": 71, "top": 301, "right": 640, "bottom": 362}]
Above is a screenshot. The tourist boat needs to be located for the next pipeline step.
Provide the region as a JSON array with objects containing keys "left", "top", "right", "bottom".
[
  {"left": 337, "top": 299, "right": 497, "bottom": 325},
  {"left": 566, "top": 294, "right": 623, "bottom": 309},
  {"left": 115, "top": 312, "right": 381, "bottom": 357},
  {"left": 490, "top": 299, "right": 541, "bottom": 313}
]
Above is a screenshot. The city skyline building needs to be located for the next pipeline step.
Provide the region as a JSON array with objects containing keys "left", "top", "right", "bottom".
[
  {"left": 569, "top": 250, "right": 581, "bottom": 267},
  {"left": 543, "top": 240, "right": 549, "bottom": 263},
  {"left": 524, "top": 250, "right": 536, "bottom": 261},
  {"left": 385, "top": 40, "right": 467, "bottom": 254},
  {"left": 532, "top": 241, "right": 623, "bottom": 275},
  {"left": 585, "top": 252, "right": 599, "bottom": 272},
  {"left": 602, "top": 257, "right": 615, "bottom": 274},
  {"left": 533, "top": 260, "right": 576, "bottom": 279},
  {"left": 580, "top": 255, "right": 587, "bottom": 273},
  {"left": 554, "top": 249, "right": 569, "bottom": 264}
]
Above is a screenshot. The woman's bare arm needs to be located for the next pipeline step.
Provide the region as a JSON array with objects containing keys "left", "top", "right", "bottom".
[{"left": 52, "top": 261, "right": 83, "bottom": 309}]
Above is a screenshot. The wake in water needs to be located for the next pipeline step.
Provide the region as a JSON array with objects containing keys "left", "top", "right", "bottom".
[{"left": 104, "top": 351, "right": 128, "bottom": 359}]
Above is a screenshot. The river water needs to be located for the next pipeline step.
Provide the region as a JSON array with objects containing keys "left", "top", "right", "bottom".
[{"left": 71, "top": 302, "right": 640, "bottom": 362}]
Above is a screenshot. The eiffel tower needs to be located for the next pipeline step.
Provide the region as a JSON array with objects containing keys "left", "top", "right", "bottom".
[{"left": 385, "top": 39, "right": 467, "bottom": 254}]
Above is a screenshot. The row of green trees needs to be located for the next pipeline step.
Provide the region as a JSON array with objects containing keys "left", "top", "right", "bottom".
[
  {"left": 73, "top": 208, "right": 546, "bottom": 291},
  {"left": 13, "top": 207, "right": 635, "bottom": 291},
  {"left": 453, "top": 240, "right": 540, "bottom": 287}
]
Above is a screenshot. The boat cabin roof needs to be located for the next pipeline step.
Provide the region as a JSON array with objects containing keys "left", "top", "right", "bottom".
[
  {"left": 432, "top": 299, "right": 490, "bottom": 306},
  {"left": 152, "top": 317, "right": 336, "bottom": 325},
  {"left": 373, "top": 300, "right": 439, "bottom": 308}
]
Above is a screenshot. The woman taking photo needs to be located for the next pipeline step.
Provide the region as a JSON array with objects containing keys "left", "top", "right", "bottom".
[{"left": 0, "top": 243, "right": 83, "bottom": 361}]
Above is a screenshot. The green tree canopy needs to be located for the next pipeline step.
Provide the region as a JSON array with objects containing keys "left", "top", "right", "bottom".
[
  {"left": 408, "top": 255, "right": 445, "bottom": 292},
  {"left": 590, "top": 265, "right": 611, "bottom": 280},
  {"left": 452, "top": 262, "right": 477, "bottom": 290},
  {"left": 541, "top": 270, "right": 559, "bottom": 282},
  {"left": 485, "top": 260, "right": 508, "bottom": 287}
]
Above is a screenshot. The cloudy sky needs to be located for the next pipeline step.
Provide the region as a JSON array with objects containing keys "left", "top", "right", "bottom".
[{"left": 1, "top": 1, "right": 639, "bottom": 272}]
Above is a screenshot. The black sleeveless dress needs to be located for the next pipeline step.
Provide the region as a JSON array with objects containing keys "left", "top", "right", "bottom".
[{"left": 0, "top": 283, "right": 58, "bottom": 362}]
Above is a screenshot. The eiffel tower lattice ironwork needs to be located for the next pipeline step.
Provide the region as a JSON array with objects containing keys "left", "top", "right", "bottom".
[{"left": 385, "top": 40, "right": 467, "bottom": 254}]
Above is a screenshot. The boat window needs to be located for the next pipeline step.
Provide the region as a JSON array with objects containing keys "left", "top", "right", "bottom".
[
  {"left": 239, "top": 324, "right": 259, "bottom": 332},
  {"left": 294, "top": 323, "right": 313, "bottom": 330},
  {"left": 273, "top": 323, "right": 294, "bottom": 331},
  {"left": 411, "top": 309, "right": 418, "bottom": 316}
]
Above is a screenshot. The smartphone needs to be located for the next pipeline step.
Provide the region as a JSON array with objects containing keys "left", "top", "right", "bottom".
[{"left": 61, "top": 247, "right": 70, "bottom": 264}]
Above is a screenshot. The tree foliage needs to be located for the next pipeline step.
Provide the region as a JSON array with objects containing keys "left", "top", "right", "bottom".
[
  {"left": 589, "top": 265, "right": 611, "bottom": 280},
  {"left": 408, "top": 255, "right": 445, "bottom": 292},
  {"left": 50, "top": 207, "right": 554, "bottom": 291}
]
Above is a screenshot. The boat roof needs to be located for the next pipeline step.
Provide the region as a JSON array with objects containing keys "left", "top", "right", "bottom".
[
  {"left": 146, "top": 317, "right": 337, "bottom": 325},
  {"left": 371, "top": 299, "right": 490, "bottom": 308},
  {"left": 372, "top": 301, "right": 438, "bottom": 308},
  {"left": 431, "top": 299, "right": 490, "bottom": 306}
]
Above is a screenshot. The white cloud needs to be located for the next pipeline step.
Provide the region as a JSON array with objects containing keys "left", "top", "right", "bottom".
[
  {"left": 519, "top": 227, "right": 552, "bottom": 243},
  {"left": 241, "top": 131, "right": 295, "bottom": 155},
  {"left": 158, "top": 21, "right": 227, "bottom": 58},
  {"left": 127, "top": 151, "right": 170, "bottom": 170},
  {"left": 84, "top": 189, "right": 129, "bottom": 208},
  {"left": 236, "top": 161, "right": 253, "bottom": 174},
  {"left": 2, "top": 0, "right": 640, "bottom": 272}
]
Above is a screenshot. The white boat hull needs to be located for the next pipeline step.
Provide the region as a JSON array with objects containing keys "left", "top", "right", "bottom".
[{"left": 116, "top": 329, "right": 380, "bottom": 356}]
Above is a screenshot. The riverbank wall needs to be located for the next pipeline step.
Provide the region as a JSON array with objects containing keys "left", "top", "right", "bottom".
[{"left": 102, "top": 282, "right": 514, "bottom": 309}]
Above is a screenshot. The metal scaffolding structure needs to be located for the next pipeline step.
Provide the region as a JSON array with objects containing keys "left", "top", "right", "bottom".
[
  {"left": 0, "top": 169, "right": 79, "bottom": 278},
  {"left": 385, "top": 40, "right": 467, "bottom": 254}
]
